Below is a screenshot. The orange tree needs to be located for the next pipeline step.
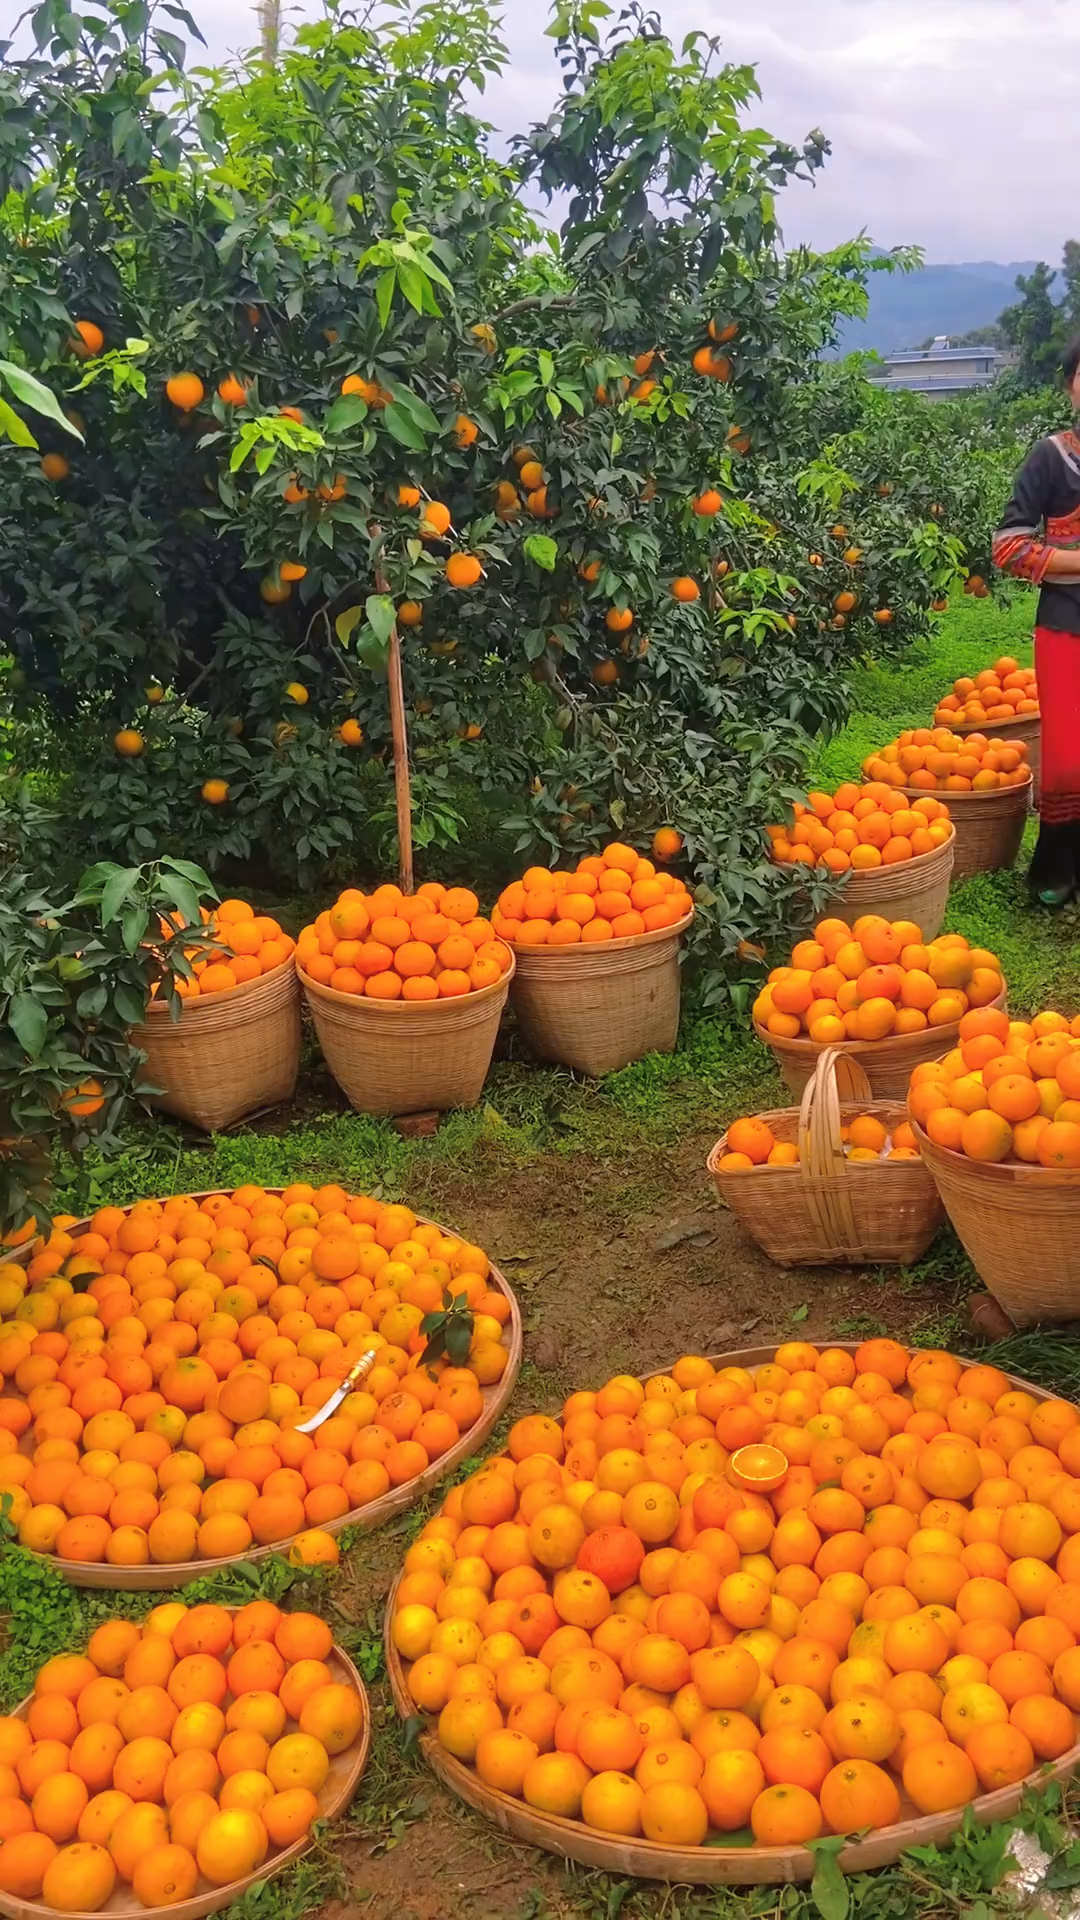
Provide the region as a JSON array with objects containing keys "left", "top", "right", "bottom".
[
  {"left": 0, "top": 0, "right": 969, "bottom": 983},
  {"left": 0, "top": 856, "right": 214, "bottom": 1239}
]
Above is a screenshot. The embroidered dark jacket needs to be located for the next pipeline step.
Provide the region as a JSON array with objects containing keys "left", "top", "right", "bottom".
[{"left": 992, "top": 430, "right": 1080, "bottom": 637}]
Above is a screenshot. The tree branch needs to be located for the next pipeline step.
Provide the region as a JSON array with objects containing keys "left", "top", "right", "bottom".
[{"left": 490, "top": 294, "right": 575, "bottom": 323}]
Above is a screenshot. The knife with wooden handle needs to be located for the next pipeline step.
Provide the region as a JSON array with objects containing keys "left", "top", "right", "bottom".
[{"left": 296, "top": 1346, "right": 381, "bottom": 1433}]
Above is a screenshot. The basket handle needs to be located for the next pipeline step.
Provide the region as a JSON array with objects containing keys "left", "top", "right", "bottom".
[{"left": 797, "top": 1049, "right": 874, "bottom": 1249}]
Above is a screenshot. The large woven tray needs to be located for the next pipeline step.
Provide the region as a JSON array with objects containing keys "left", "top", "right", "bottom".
[
  {"left": 10, "top": 1192, "right": 521, "bottom": 1588},
  {"left": 0, "top": 1615, "right": 370, "bottom": 1920},
  {"left": 385, "top": 1342, "right": 1075, "bottom": 1886}
]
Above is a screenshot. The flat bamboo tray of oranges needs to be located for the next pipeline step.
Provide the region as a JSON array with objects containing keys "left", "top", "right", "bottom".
[
  {"left": 385, "top": 1340, "right": 1080, "bottom": 1884},
  {"left": 0, "top": 1600, "right": 368, "bottom": 1919},
  {"left": 0, "top": 1187, "right": 520, "bottom": 1587}
]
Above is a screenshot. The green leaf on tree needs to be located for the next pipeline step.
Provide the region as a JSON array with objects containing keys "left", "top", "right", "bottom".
[{"left": 523, "top": 534, "right": 558, "bottom": 571}]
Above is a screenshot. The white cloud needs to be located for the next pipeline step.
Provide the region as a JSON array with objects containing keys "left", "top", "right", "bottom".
[{"left": 0, "top": 0, "right": 1074, "bottom": 263}]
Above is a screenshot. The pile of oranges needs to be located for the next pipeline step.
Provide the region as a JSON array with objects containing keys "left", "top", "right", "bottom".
[
  {"left": 753, "top": 917, "right": 1005, "bottom": 1047},
  {"left": 296, "top": 884, "right": 511, "bottom": 1000},
  {"left": 491, "top": 844, "right": 693, "bottom": 948},
  {"left": 934, "top": 658, "right": 1039, "bottom": 729},
  {"left": 862, "top": 732, "right": 1030, "bottom": 795},
  {"left": 154, "top": 900, "right": 295, "bottom": 1001},
  {"left": 716, "top": 1114, "right": 921, "bottom": 1173},
  {"left": 390, "top": 1341, "right": 1080, "bottom": 1851},
  {"left": 0, "top": 1600, "right": 364, "bottom": 1910},
  {"left": 0, "top": 1186, "right": 509, "bottom": 1568},
  {"left": 767, "top": 784, "right": 952, "bottom": 874},
  {"left": 909, "top": 1005, "right": 1080, "bottom": 1167}
]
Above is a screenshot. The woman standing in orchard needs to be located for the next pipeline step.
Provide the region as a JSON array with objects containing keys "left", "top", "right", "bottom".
[{"left": 993, "top": 339, "right": 1080, "bottom": 904}]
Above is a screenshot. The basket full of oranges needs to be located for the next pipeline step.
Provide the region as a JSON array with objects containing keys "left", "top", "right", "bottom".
[
  {"left": 934, "top": 655, "right": 1041, "bottom": 796},
  {"left": 134, "top": 900, "right": 300, "bottom": 1133},
  {"left": 295, "top": 883, "right": 514, "bottom": 1117},
  {"left": 707, "top": 1051, "right": 943, "bottom": 1266},
  {"left": 908, "top": 1004, "right": 1080, "bottom": 1326},
  {"left": 767, "top": 784, "right": 955, "bottom": 943},
  {"left": 862, "top": 730, "right": 1033, "bottom": 884},
  {"left": 752, "top": 917, "right": 1006, "bottom": 1100},
  {"left": 491, "top": 843, "right": 694, "bottom": 1077}
]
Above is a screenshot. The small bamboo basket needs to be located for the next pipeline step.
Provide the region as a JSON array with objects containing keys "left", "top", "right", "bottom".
[
  {"left": 707, "top": 1052, "right": 945, "bottom": 1266},
  {"left": 510, "top": 911, "right": 693, "bottom": 1076},
  {"left": 953, "top": 710, "right": 1041, "bottom": 800},
  {"left": 300, "top": 956, "right": 514, "bottom": 1116},
  {"left": 754, "top": 979, "right": 1006, "bottom": 1101},
  {"left": 902, "top": 776, "right": 1032, "bottom": 882},
  {"left": 914, "top": 1121, "right": 1080, "bottom": 1327},
  {"left": 818, "top": 829, "right": 954, "bottom": 942},
  {"left": 130, "top": 959, "right": 301, "bottom": 1132}
]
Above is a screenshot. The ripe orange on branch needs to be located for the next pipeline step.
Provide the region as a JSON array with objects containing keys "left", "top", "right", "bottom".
[
  {"left": 690, "top": 346, "right": 732, "bottom": 381},
  {"left": 165, "top": 373, "right": 204, "bottom": 412},
  {"left": 69, "top": 319, "right": 104, "bottom": 358},
  {"left": 445, "top": 553, "right": 483, "bottom": 589}
]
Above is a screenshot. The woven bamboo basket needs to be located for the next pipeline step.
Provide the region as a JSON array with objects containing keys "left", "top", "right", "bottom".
[
  {"left": 9, "top": 1191, "right": 522, "bottom": 1588},
  {"left": 300, "top": 954, "right": 514, "bottom": 1116},
  {"left": 385, "top": 1342, "right": 1073, "bottom": 1885},
  {"left": 953, "top": 710, "right": 1041, "bottom": 799},
  {"left": 706, "top": 1051, "right": 944, "bottom": 1265},
  {"left": 131, "top": 959, "right": 300, "bottom": 1132},
  {"left": 821, "top": 828, "right": 954, "bottom": 941},
  {"left": 509, "top": 911, "right": 693, "bottom": 1076},
  {"left": 0, "top": 1618, "right": 370, "bottom": 1920},
  {"left": 902, "top": 776, "right": 1032, "bottom": 882},
  {"left": 754, "top": 977, "right": 1006, "bottom": 1100},
  {"left": 914, "top": 1123, "right": 1080, "bottom": 1327}
]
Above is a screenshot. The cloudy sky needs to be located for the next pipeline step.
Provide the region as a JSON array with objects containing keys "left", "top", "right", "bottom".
[{"left": 1, "top": 0, "right": 1072, "bottom": 263}]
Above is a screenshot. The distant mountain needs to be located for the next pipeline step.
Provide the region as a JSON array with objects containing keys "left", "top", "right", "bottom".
[{"left": 833, "top": 262, "right": 1040, "bottom": 357}]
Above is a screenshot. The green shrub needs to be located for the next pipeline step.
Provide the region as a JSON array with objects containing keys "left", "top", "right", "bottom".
[{"left": 0, "top": 856, "right": 212, "bottom": 1235}]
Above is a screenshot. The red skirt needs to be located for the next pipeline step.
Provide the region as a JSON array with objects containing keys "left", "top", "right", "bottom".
[{"left": 1035, "top": 625, "right": 1080, "bottom": 823}]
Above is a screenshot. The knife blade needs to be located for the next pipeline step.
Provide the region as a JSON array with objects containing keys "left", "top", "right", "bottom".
[{"left": 296, "top": 1346, "right": 380, "bottom": 1433}]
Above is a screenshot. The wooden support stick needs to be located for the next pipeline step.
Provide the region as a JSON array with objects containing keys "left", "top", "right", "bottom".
[
  {"left": 386, "top": 621, "right": 414, "bottom": 896},
  {"left": 373, "top": 545, "right": 414, "bottom": 896}
]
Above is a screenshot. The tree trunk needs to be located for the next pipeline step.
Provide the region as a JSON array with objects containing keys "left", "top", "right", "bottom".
[{"left": 256, "top": 0, "right": 281, "bottom": 66}]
